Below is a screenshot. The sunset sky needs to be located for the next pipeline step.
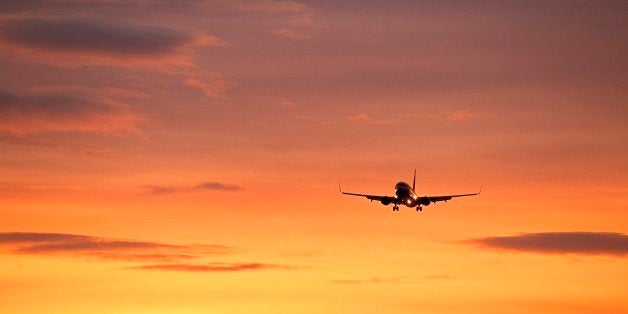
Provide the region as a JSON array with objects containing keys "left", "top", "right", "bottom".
[{"left": 1, "top": 1, "right": 628, "bottom": 313}]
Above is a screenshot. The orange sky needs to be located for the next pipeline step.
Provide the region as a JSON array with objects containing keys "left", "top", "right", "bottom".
[{"left": 1, "top": 1, "right": 628, "bottom": 313}]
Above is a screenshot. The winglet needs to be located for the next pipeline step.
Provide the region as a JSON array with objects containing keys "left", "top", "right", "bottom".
[
  {"left": 338, "top": 181, "right": 342, "bottom": 194},
  {"left": 478, "top": 185, "right": 483, "bottom": 195}
]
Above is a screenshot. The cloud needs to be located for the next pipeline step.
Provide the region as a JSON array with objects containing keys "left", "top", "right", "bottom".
[
  {"left": 145, "top": 181, "right": 243, "bottom": 195},
  {"left": 0, "top": 0, "right": 45, "bottom": 13},
  {"left": 232, "top": 0, "right": 310, "bottom": 15},
  {"left": 0, "top": 90, "right": 146, "bottom": 135},
  {"left": 131, "top": 263, "right": 295, "bottom": 272},
  {"left": 332, "top": 276, "right": 404, "bottom": 285},
  {"left": 331, "top": 274, "right": 450, "bottom": 285},
  {"left": 232, "top": 0, "right": 316, "bottom": 39},
  {"left": 0, "top": 232, "right": 233, "bottom": 262},
  {"left": 0, "top": 183, "right": 82, "bottom": 192},
  {"left": 279, "top": 100, "right": 298, "bottom": 108},
  {"left": 0, "top": 231, "right": 297, "bottom": 272},
  {"left": 184, "top": 71, "right": 233, "bottom": 100},
  {"left": 0, "top": 132, "right": 122, "bottom": 157},
  {"left": 194, "top": 181, "right": 243, "bottom": 191},
  {"left": 0, "top": 232, "right": 232, "bottom": 262},
  {"left": 343, "top": 112, "right": 392, "bottom": 125},
  {"left": 0, "top": 17, "right": 221, "bottom": 66},
  {"left": 271, "top": 28, "right": 310, "bottom": 40},
  {"left": 446, "top": 109, "right": 479, "bottom": 121},
  {"left": 397, "top": 112, "right": 435, "bottom": 119},
  {"left": 463, "top": 232, "right": 628, "bottom": 256},
  {"left": 345, "top": 112, "right": 372, "bottom": 121}
]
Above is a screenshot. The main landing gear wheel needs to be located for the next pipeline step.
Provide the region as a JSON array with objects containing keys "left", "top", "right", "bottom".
[
  {"left": 393, "top": 205, "right": 399, "bottom": 211},
  {"left": 416, "top": 206, "right": 422, "bottom": 212}
]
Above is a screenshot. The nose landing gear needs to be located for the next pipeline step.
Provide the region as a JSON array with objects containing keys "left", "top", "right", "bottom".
[{"left": 416, "top": 206, "right": 422, "bottom": 212}]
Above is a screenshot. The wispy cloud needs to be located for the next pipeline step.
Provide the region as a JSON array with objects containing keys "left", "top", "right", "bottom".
[
  {"left": 331, "top": 274, "right": 450, "bottom": 285},
  {"left": 0, "top": 132, "right": 123, "bottom": 157},
  {"left": 0, "top": 231, "right": 297, "bottom": 272},
  {"left": 0, "top": 90, "right": 146, "bottom": 135},
  {"left": 344, "top": 112, "right": 393, "bottom": 125},
  {"left": 345, "top": 112, "right": 372, "bottom": 121},
  {"left": 144, "top": 181, "right": 243, "bottom": 195},
  {"left": 271, "top": 28, "right": 310, "bottom": 40},
  {"left": 446, "top": 109, "right": 479, "bottom": 121},
  {"left": 0, "top": 232, "right": 231, "bottom": 262},
  {"left": 0, "top": 183, "right": 82, "bottom": 192},
  {"left": 184, "top": 71, "right": 233, "bottom": 100},
  {"left": 332, "top": 276, "right": 404, "bottom": 285},
  {"left": 132, "top": 263, "right": 296, "bottom": 272},
  {"left": 463, "top": 232, "right": 628, "bottom": 256},
  {"left": 343, "top": 110, "right": 478, "bottom": 124},
  {"left": 233, "top": 0, "right": 316, "bottom": 40}
]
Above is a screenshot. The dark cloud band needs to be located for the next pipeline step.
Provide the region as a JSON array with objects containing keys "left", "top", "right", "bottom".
[
  {"left": 464, "top": 232, "right": 628, "bottom": 256},
  {"left": 0, "top": 18, "right": 194, "bottom": 56}
]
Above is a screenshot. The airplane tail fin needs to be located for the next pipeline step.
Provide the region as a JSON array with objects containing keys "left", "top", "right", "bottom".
[{"left": 412, "top": 169, "right": 416, "bottom": 191}]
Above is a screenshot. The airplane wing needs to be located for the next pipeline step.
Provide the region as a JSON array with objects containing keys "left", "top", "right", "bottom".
[
  {"left": 426, "top": 187, "right": 482, "bottom": 203},
  {"left": 339, "top": 183, "right": 395, "bottom": 202},
  {"left": 341, "top": 191, "right": 395, "bottom": 202}
]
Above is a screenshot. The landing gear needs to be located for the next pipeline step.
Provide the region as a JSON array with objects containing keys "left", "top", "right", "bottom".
[
  {"left": 393, "top": 205, "right": 399, "bottom": 211},
  {"left": 416, "top": 206, "right": 422, "bottom": 212}
]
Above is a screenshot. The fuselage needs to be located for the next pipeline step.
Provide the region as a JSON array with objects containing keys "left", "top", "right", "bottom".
[{"left": 395, "top": 181, "right": 420, "bottom": 207}]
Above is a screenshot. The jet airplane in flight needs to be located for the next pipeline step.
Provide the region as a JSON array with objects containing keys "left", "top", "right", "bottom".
[{"left": 340, "top": 170, "right": 480, "bottom": 212}]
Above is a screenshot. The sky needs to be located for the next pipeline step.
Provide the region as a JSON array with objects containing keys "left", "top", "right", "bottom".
[{"left": 1, "top": 0, "right": 628, "bottom": 313}]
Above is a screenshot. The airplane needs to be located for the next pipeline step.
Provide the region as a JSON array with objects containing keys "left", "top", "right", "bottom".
[{"left": 340, "top": 170, "right": 480, "bottom": 212}]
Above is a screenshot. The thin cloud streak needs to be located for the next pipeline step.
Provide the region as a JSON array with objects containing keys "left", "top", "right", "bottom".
[
  {"left": 331, "top": 276, "right": 404, "bottom": 285},
  {"left": 0, "top": 133, "right": 121, "bottom": 157},
  {"left": 0, "top": 232, "right": 299, "bottom": 272},
  {"left": 271, "top": 28, "right": 310, "bottom": 40},
  {"left": 184, "top": 71, "right": 233, "bottom": 100},
  {"left": 446, "top": 109, "right": 479, "bottom": 121},
  {"left": 145, "top": 181, "right": 243, "bottom": 195},
  {"left": 0, "top": 232, "right": 232, "bottom": 262},
  {"left": 464, "top": 232, "right": 628, "bottom": 256},
  {"left": 331, "top": 274, "right": 451, "bottom": 285},
  {"left": 132, "top": 263, "right": 296, "bottom": 272}
]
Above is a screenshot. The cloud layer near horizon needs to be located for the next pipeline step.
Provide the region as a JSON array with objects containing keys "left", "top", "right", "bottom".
[
  {"left": 0, "top": 231, "right": 228, "bottom": 261},
  {"left": 0, "top": 232, "right": 293, "bottom": 272},
  {"left": 464, "top": 232, "right": 628, "bottom": 256}
]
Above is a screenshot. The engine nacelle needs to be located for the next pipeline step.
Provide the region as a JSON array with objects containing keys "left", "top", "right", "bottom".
[
  {"left": 381, "top": 197, "right": 392, "bottom": 205},
  {"left": 419, "top": 197, "right": 430, "bottom": 206}
]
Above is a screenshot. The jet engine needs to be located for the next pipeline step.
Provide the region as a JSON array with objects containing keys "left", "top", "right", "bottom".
[
  {"left": 381, "top": 198, "right": 391, "bottom": 205},
  {"left": 419, "top": 197, "right": 431, "bottom": 206}
]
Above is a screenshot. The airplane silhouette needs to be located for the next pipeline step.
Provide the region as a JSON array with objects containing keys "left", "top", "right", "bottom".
[{"left": 340, "top": 170, "right": 480, "bottom": 212}]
